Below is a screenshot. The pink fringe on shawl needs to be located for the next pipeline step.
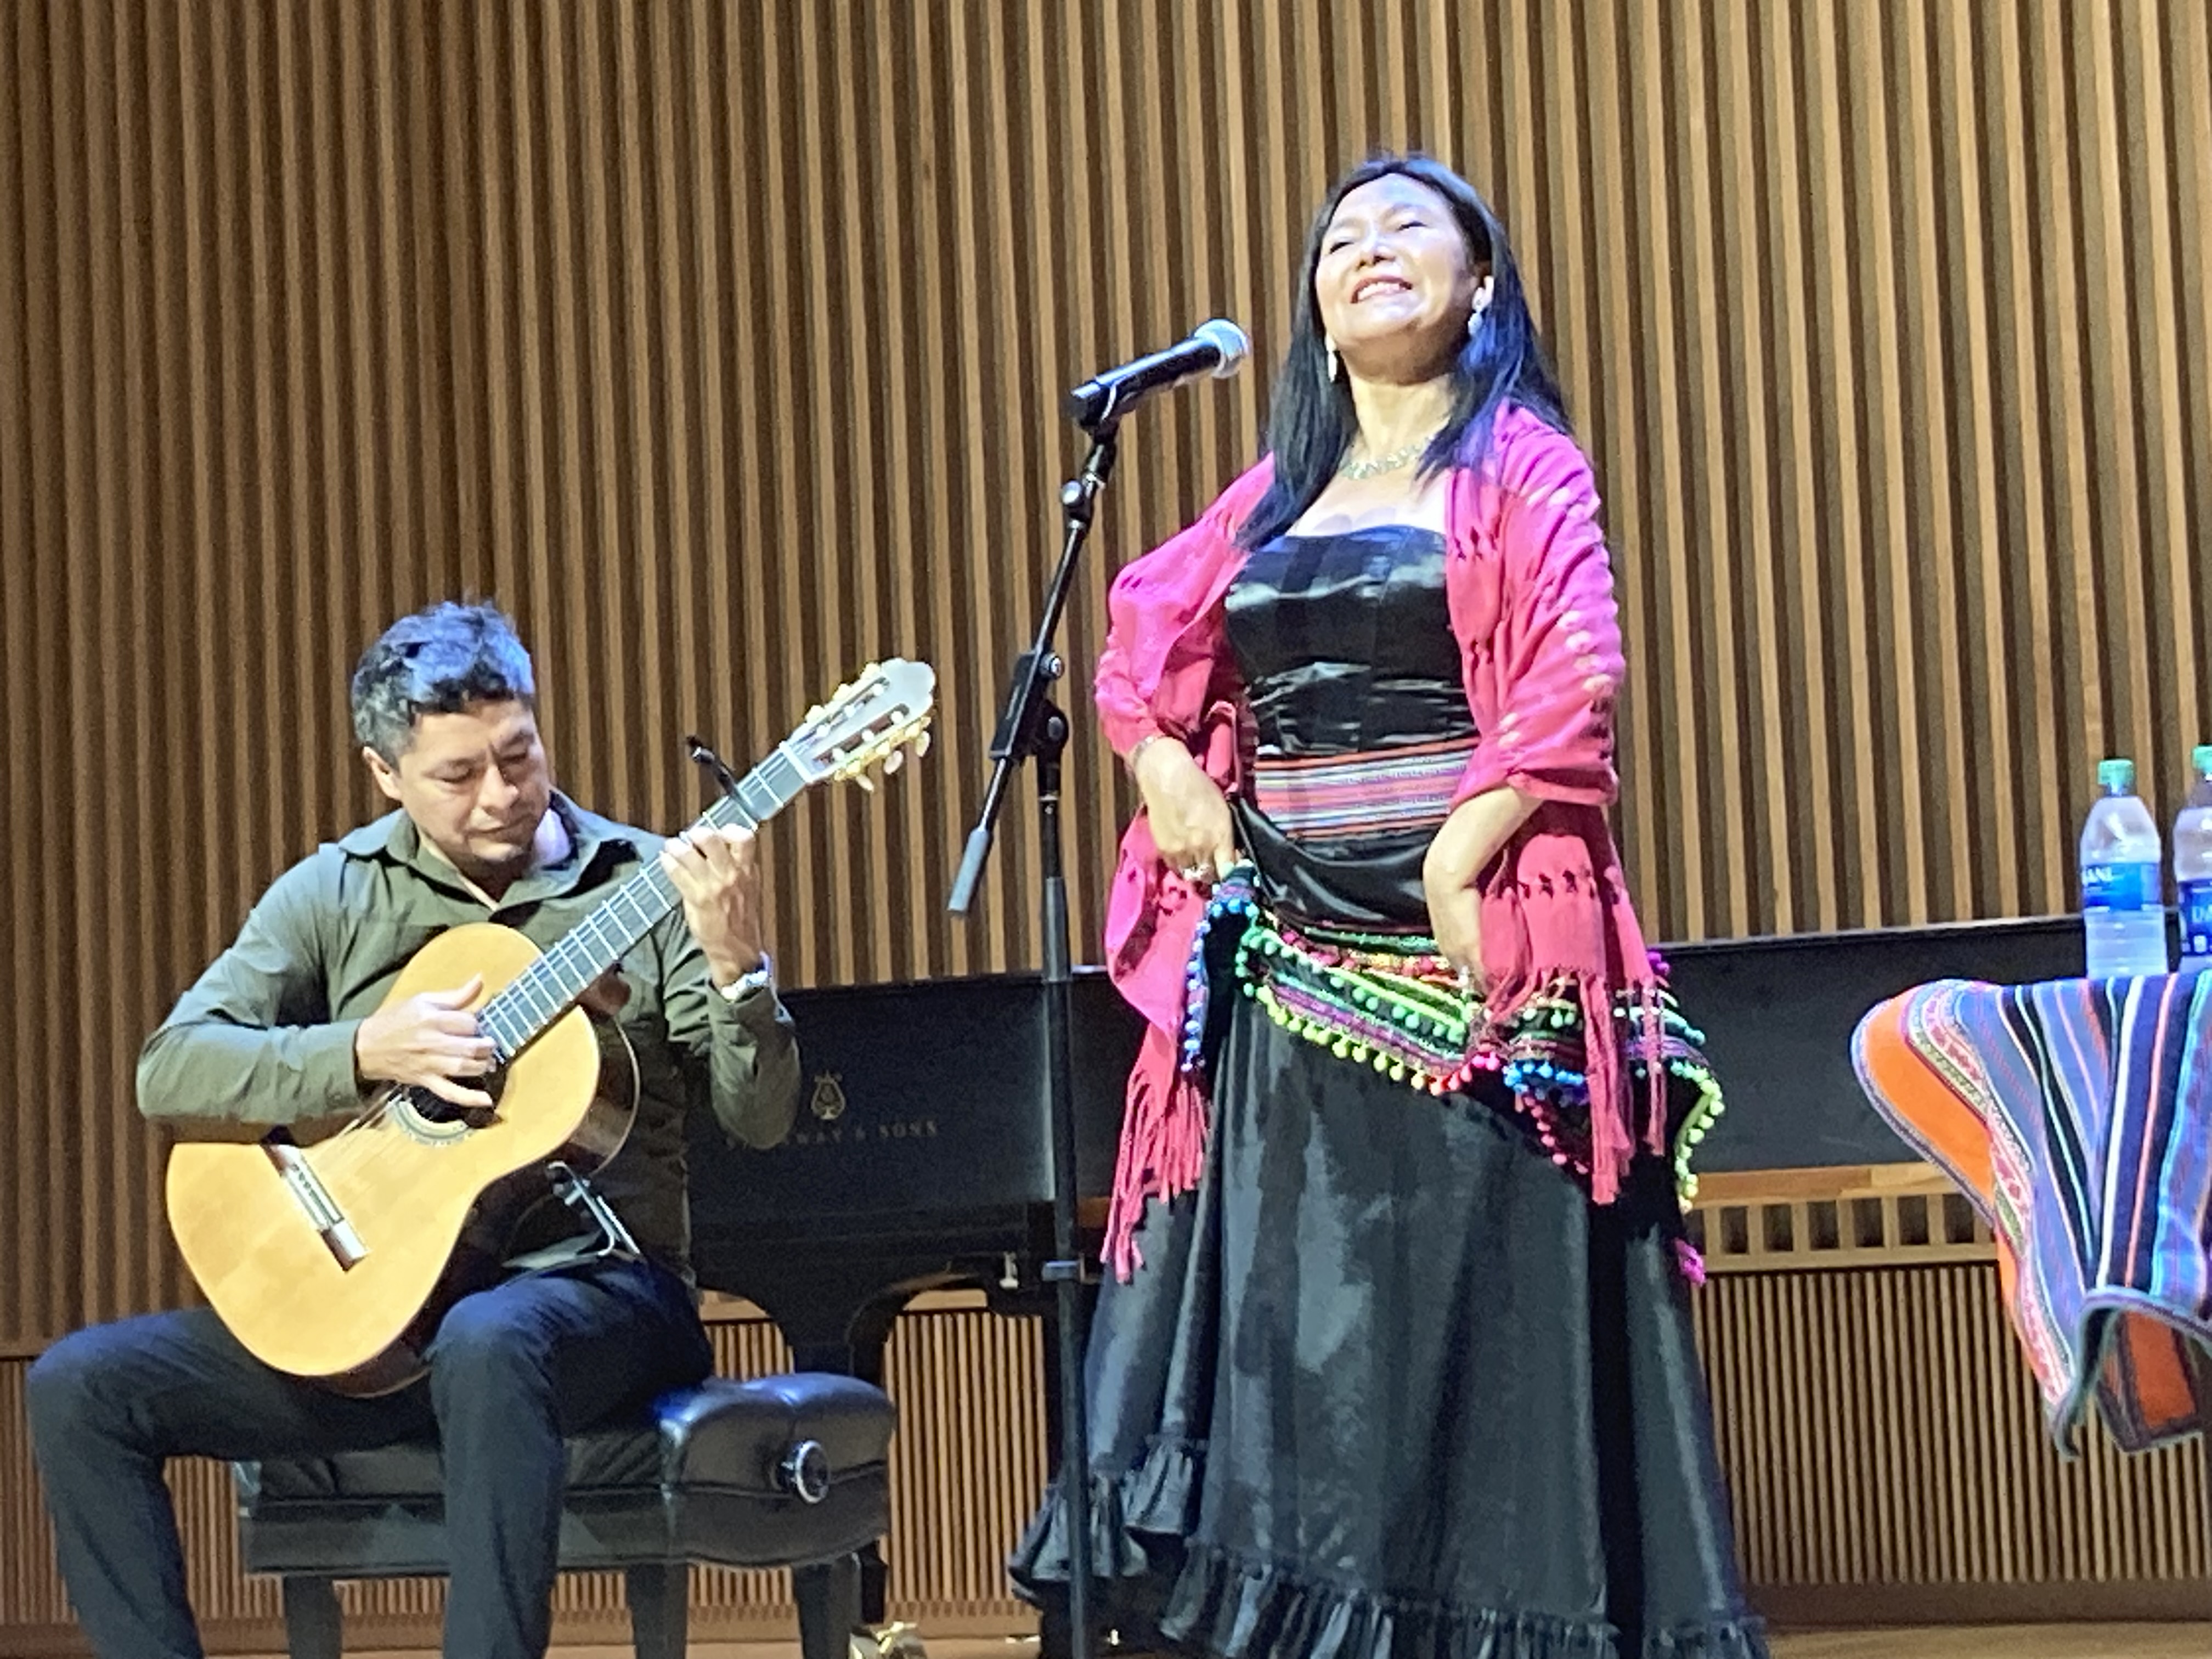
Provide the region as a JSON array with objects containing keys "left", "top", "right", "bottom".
[{"left": 1102, "top": 1024, "right": 1211, "bottom": 1282}]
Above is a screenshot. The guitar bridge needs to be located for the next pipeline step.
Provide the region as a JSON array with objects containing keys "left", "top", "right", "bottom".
[{"left": 262, "top": 1139, "right": 369, "bottom": 1269}]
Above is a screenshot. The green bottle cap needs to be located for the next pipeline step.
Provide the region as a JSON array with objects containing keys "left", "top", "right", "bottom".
[{"left": 2098, "top": 758, "right": 2136, "bottom": 793}]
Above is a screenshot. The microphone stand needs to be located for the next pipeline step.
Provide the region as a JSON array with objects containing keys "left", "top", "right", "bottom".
[{"left": 948, "top": 419, "right": 1120, "bottom": 1659}]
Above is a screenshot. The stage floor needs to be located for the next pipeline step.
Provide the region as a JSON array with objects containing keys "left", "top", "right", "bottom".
[
  {"left": 261, "top": 1626, "right": 2212, "bottom": 1659},
  {"left": 1767, "top": 1627, "right": 2210, "bottom": 1657}
]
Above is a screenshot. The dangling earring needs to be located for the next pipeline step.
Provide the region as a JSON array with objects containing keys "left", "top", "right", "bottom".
[
  {"left": 1467, "top": 275, "right": 1495, "bottom": 340},
  {"left": 1324, "top": 336, "right": 1341, "bottom": 381}
]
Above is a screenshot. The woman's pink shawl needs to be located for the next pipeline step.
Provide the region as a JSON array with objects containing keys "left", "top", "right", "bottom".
[{"left": 1094, "top": 407, "right": 1662, "bottom": 1279}]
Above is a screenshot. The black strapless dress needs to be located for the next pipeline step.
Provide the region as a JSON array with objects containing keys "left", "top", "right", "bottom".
[{"left": 1012, "top": 527, "right": 1766, "bottom": 1659}]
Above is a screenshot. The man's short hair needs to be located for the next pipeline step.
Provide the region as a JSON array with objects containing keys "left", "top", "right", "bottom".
[{"left": 349, "top": 601, "right": 537, "bottom": 762}]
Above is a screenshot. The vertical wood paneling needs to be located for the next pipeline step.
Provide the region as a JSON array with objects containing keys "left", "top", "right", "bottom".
[
  {"left": 5, "top": 1263, "right": 2205, "bottom": 1647},
  {"left": 1, "top": 7, "right": 32, "bottom": 1345},
  {"left": 0, "top": 0, "right": 2207, "bottom": 1447},
  {"left": 1689, "top": 1263, "right": 2210, "bottom": 1589}
]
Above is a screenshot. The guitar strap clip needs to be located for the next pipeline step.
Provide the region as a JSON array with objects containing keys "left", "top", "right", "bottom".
[{"left": 545, "top": 1161, "right": 643, "bottom": 1263}]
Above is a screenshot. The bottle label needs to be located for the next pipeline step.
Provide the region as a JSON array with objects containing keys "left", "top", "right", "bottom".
[
  {"left": 2182, "top": 877, "right": 2212, "bottom": 957},
  {"left": 2083, "top": 861, "right": 2159, "bottom": 912}
]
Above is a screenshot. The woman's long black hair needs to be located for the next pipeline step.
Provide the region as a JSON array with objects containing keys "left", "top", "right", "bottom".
[{"left": 1238, "top": 153, "right": 1571, "bottom": 549}]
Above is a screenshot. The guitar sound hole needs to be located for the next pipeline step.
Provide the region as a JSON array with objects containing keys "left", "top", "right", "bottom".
[
  {"left": 393, "top": 1071, "right": 505, "bottom": 1137},
  {"left": 410, "top": 1093, "right": 487, "bottom": 1129}
]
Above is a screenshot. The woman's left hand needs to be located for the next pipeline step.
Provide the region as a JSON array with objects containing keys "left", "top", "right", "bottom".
[
  {"left": 1423, "top": 857, "right": 1485, "bottom": 994},
  {"left": 1422, "top": 789, "right": 1537, "bottom": 996}
]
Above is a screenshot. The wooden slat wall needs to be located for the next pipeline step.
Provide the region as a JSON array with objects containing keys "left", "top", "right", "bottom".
[
  {"left": 3, "top": 0, "right": 2210, "bottom": 1519},
  {"left": 1696, "top": 1265, "right": 2209, "bottom": 1596},
  {"left": 4, "top": 1248, "right": 2204, "bottom": 1650},
  {"left": 1688, "top": 1182, "right": 2209, "bottom": 1602}
]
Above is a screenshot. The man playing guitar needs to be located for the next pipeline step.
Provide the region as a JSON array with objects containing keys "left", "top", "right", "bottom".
[{"left": 27, "top": 601, "right": 802, "bottom": 1659}]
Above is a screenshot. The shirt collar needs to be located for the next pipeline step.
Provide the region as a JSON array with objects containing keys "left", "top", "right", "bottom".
[{"left": 335, "top": 793, "right": 640, "bottom": 907}]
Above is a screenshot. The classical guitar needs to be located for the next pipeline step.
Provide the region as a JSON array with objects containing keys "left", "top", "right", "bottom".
[{"left": 166, "top": 659, "right": 934, "bottom": 1394}]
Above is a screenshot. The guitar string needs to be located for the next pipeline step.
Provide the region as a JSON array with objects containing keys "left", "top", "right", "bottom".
[
  {"left": 278, "top": 717, "right": 922, "bottom": 1186},
  {"left": 287, "top": 748, "right": 800, "bottom": 1180}
]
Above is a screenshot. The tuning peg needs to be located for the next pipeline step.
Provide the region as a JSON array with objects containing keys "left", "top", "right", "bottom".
[
  {"left": 913, "top": 730, "right": 932, "bottom": 758},
  {"left": 852, "top": 773, "right": 876, "bottom": 793},
  {"left": 883, "top": 750, "right": 904, "bottom": 775}
]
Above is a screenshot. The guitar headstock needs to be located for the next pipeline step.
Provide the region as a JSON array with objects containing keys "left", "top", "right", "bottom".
[{"left": 786, "top": 658, "right": 936, "bottom": 792}]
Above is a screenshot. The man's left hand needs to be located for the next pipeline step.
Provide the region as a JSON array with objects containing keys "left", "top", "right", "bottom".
[{"left": 660, "top": 825, "right": 766, "bottom": 988}]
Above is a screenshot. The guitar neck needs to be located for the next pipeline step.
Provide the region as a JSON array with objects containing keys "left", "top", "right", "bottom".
[{"left": 477, "top": 747, "right": 807, "bottom": 1060}]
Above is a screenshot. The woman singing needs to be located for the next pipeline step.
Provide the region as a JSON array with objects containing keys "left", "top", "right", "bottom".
[{"left": 1013, "top": 154, "right": 1765, "bottom": 1659}]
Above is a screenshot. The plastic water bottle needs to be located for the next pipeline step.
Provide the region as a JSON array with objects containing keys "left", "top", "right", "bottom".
[
  {"left": 2175, "top": 744, "right": 2212, "bottom": 974},
  {"left": 2080, "top": 757, "right": 2168, "bottom": 979}
]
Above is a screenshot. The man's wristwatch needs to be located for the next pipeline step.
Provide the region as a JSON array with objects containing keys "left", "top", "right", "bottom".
[{"left": 718, "top": 952, "right": 775, "bottom": 1003}]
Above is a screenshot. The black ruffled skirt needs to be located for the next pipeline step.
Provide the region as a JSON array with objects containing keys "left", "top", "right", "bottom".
[{"left": 1009, "top": 994, "right": 1768, "bottom": 1659}]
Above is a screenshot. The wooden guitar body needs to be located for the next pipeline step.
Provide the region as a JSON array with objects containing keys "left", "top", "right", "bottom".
[{"left": 166, "top": 922, "right": 636, "bottom": 1395}]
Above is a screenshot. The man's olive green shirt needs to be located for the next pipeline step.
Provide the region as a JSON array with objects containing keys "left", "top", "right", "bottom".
[{"left": 137, "top": 794, "right": 800, "bottom": 1276}]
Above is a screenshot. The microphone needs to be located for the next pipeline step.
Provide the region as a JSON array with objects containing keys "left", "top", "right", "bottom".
[{"left": 1065, "top": 318, "right": 1250, "bottom": 430}]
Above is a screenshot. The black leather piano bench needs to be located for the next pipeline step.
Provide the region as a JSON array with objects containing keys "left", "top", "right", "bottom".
[{"left": 231, "top": 1372, "right": 896, "bottom": 1659}]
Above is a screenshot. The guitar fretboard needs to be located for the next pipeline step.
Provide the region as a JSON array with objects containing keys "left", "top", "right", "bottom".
[{"left": 476, "top": 749, "right": 805, "bottom": 1060}]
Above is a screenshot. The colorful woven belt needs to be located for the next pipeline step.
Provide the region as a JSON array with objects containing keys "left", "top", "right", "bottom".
[{"left": 1249, "top": 735, "right": 1475, "bottom": 840}]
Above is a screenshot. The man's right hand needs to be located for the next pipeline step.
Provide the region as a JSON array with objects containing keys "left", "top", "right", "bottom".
[
  {"left": 1134, "top": 739, "right": 1237, "bottom": 883},
  {"left": 353, "top": 976, "right": 496, "bottom": 1108}
]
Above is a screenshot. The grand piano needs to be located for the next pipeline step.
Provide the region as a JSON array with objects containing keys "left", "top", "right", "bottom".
[{"left": 685, "top": 916, "right": 2090, "bottom": 1380}]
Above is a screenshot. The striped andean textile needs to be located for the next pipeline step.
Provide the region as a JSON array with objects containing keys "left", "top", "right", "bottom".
[{"left": 1853, "top": 972, "right": 2212, "bottom": 1453}]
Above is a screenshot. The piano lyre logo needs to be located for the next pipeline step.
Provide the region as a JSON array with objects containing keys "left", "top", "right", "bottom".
[{"left": 809, "top": 1073, "right": 847, "bottom": 1122}]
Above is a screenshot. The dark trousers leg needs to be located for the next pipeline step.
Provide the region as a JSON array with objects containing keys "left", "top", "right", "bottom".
[
  {"left": 426, "top": 1258, "right": 712, "bottom": 1659},
  {"left": 24, "top": 1306, "right": 436, "bottom": 1659},
  {"left": 26, "top": 1258, "right": 710, "bottom": 1659}
]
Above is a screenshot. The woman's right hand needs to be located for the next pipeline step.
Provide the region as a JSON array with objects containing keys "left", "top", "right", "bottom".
[{"left": 1133, "top": 737, "right": 1237, "bottom": 883}]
